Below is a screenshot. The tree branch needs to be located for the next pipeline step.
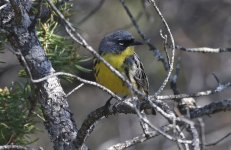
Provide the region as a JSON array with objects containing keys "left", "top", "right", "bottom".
[
  {"left": 205, "top": 132, "right": 231, "bottom": 146},
  {"left": 0, "top": 1, "right": 78, "bottom": 149},
  {"left": 119, "top": 0, "right": 170, "bottom": 71},
  {"left": 45, "top": 0, "right": 146, "bottom": 99},
  {"left": 0, "top": 145, "right": 40, "bottom": 150},
  {"left": 190, "top": 99, "right": 231, "bottom": 119},
  {"left": 77, "top": 0, "right": 105, "bottom": 25},
  {"left": 106, "top": 125, "right": 172, "bottom": 150},
  {"left": 74, "top": 98, "right": 171, "bottom": 149},
  {"left": 156, "top": 81, "right": 231, "bottom": 101},
  {"left": 148, "top": 0, "right": 176, "bottom": 96},
  {"left": 176, "top": 45, "right": 231, "bottom": 53}
]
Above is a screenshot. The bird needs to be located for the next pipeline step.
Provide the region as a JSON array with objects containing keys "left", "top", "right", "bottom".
[{"left": 94, "top": 30, "right": 154, "bottom": 114}]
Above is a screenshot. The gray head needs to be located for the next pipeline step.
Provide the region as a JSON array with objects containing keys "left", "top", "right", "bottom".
[{"left": 98, "top": 30, "right": 143, "bottom": 55}]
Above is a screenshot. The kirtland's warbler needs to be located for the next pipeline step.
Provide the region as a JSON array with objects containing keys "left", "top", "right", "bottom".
[{"left": 94, "top": 31, "right": 152, "bottom": 113}]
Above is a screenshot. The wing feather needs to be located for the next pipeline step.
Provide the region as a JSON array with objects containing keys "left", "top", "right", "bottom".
[{"left": 123, "top": 53, "right": 149, "bottom": 95}]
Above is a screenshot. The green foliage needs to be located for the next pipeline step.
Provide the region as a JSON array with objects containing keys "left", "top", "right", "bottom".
[
  {"left": 0, "top": 83, "right": 40, "bottom": 145},
  {"left": 37, "top": 20, "right": 91, "bottom": 74},
  {"left": 19, "top": 0, "right": 92, "bottom": 78},
  {"left": 0, "top": 0, "right": 91, "bottom": 146},
  {"left": 42, "top": 0, "right": 92, "bottom": 74},
  {"left": 53, "top": 0, "right": 73, "bottom": 17}
]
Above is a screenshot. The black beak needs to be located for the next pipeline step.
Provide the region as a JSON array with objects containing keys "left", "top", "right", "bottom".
[{"left": 131, "top": 40, "right": 143, "bottom": 46}]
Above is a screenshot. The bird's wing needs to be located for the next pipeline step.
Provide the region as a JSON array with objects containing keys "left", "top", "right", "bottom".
[{"left": 123, "top": 53, "right": 149, "bottom": 95}]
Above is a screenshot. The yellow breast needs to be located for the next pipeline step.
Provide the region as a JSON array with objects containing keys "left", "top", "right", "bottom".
[{"left": 95, "top": 47, "right": 135, "bottom": 96}]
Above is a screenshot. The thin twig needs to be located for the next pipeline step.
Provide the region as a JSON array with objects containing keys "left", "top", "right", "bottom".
[
  {"left": 169, "top": 58, "right": 181, "bottom": 95},
  {"left": 33, "top": 73, "right": 121, "bottom": 101},
  {"left": 77, "top": 0, "right": 105, "bottom": 25},
  {"left": 148, "top": 0, "right": 176, "bottom": 96},
  {"left": 0, "top": 145, "right": 39, "bottom": 150},
  {"left": 17, "top": 48, "right": 121, "bottom": 100},
  {"left": 120, "top": 10, "right": 144, "bottom": 30},
  {"left": 119, "top": 0, "right": 172, "bottom": 72},
  {"left": 2, "top": 1, "right": 79, "bottom": 149},
  {"left": 175, "top": 125, "right": 190, "bottom": 150},
  {"left": 176, "top": 45, "right": 231, "bottom": 53},
  {"left": 119, "top": 0, "right": 157, "bottom": 51},
  {"left": 156, "top": 81, "right": 231, "bottom": 101},
  {"left": 140, "top": 117, "right": 150, "bottom": 136},
  {"left": 160, "top": 29, "right": 170, "bottom": 67},
  {"left": 119, "top": 0, "right": 171, "bottom": 72},
  {"left": 180, "top": 117, "right": 200, "bottom": 150},
  {"left": 66, "top": 83, "right": 85, "bottom": 97},
  {"left": 0, "top": 4, "right": 7, "bottom": 11},
  {"left": 19, "top": 36, "right": 231, "bottom": 108},
  {"left": 74, "top": 96, "right": 231, "bottom": 148},
  {"left": 106, "top": 125, "right": 172, "bottom": 150},
  {"left": 46, "top": 0, "right": 146, "bottom": 98},
  {"left": 74, "top": 99, "right": 137, "bottom": 149},
  {"left": 205, "top": 132, "right": 231, "bottom": 146},
  {"left": 75, "top": 97, "right": 190, "bottom": 149},
  {"left": 118, "top": 3, "right": 187, "bottom": 144},
  {"left": 135, "top": 108, "right": 193, "bottom": 145}
]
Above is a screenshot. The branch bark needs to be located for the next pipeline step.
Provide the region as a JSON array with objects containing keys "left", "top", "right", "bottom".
[
  {"left": 190, "top": 99, "right": 231, "bottom": 119},
  {"left": 0, "top": 1, "right": 78, "bottom": 149}
]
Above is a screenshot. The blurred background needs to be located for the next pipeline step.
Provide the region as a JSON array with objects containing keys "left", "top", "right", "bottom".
[{"left": 1, "top": 0, "right": 231, "bottom": 149}]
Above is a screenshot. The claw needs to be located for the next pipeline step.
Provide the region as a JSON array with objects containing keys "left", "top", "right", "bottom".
[{"left": 103, "top": 96, "right": 113, "bottom": 117}]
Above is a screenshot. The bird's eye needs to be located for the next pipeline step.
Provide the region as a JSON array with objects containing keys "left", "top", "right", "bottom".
[{"left": 119, "top": 42, "right": 124, "bottom": 46}]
